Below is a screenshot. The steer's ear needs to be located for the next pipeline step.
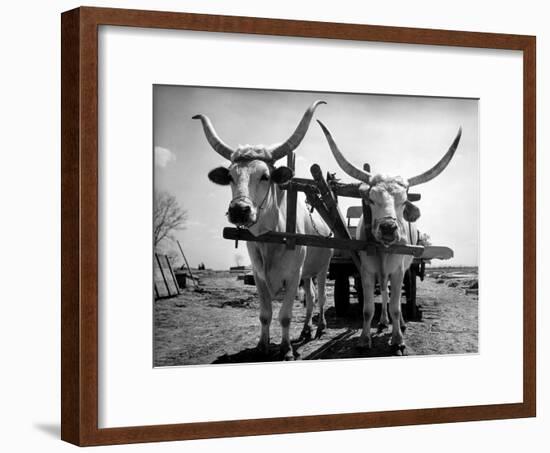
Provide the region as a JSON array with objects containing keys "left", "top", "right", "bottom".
[
  {"left": 403, "top": 201, "right": 421, "bottom": 222},
  {"left": 271, "top": 166, "right": 294, "bottom": 185},
  {"left": 208, "top": 167, "right": 232, "bottom": 185}
]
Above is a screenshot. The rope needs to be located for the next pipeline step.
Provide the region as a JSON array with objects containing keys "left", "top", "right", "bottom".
[
  {"left": 305, "top": 197, "right": 333, "bottom": 239},
  {"left": 227, "top": 184, "right": 271, "bottom": 228}
]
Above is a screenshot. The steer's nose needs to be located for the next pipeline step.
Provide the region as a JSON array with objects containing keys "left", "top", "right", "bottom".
[
  {"left": 228, "top": 203, "right": 252, "bottom": 224},
  {"left": 380, "top": 222, "right": 398, "bottom": 236}
]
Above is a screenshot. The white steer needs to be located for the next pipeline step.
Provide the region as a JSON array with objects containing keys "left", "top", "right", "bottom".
[
  {"left": 318, "top": 120, "right": 461, "bottom": 355},
  {"left": 194, "top": 101, "right": 333, "bottom": 360}
]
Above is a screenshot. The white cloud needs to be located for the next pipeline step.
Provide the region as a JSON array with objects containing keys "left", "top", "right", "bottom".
[{"left": 154, "top": 146, "right": 176, "bottom": 168}]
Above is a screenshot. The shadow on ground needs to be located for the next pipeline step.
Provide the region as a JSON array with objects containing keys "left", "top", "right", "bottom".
[
  {"left": 212, "top": 337, "right": 311, "bottom": 363},
  {"left": 212, "top": 303, "right": 412, "bottom": 363}
]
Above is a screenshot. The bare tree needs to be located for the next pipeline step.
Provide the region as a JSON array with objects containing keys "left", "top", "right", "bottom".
[{"left": 154, "top": 191, "right": 187, "bottom": 248}]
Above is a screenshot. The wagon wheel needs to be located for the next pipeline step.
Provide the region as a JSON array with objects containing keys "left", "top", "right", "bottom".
[{"left": 334, "top": 274, "right": 350, "bottom": 316}]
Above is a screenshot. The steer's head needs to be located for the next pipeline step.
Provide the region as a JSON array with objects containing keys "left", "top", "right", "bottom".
[
  {"left": 318, "top": 120, "right": 462, "bottom": 247},
  {"left": 194, "top": 101, "right": 325, "bottom": 227}
]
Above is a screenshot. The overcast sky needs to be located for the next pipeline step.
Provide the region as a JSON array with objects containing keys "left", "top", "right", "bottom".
[{"left": 153, "top": 85, "right": 478, "bottom": 270}]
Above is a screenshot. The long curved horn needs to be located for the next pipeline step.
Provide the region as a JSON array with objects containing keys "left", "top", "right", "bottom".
[
  {"left": 192, "top": 114, "right": 234, "bottom": 161},
  {"left": 270, "top": 100, "right": 327, "bottom": 161},
  {"left": 407, "top": 127, "right": 462, "bottom": 187},
  {"left": 317, "top": 120, "right": 371, "bottom": 184}
]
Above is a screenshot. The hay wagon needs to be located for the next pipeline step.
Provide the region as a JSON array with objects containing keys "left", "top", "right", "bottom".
[{"left": 223, "top": 153, "right": 453, "bottom": 323}]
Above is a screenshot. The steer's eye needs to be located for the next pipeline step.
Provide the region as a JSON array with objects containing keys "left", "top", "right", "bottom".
[{"left": 260, "top": 174, "right": 269, "bottom": 181}]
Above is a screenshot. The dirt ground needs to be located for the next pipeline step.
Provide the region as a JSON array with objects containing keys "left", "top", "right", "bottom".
[{"left": 154, "top": 268, "right": 478, "bottom": 366}]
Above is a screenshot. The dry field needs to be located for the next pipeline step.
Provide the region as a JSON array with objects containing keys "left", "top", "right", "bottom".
[{"left": 154, "top": 268, "right": 478, "bottom": 367}]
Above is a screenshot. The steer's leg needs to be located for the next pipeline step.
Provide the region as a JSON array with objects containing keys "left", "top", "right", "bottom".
[
  {"left": 378, "top": 277, "right": 390, "bottom": 333},
  {"left": 315, "top": 269, "right": 328, "bottom": 338},
  {"left": 359, "top": 269, "right": 376, "bottom": 349},
  {"left": 300, "top": 278, "right": 314, "bottom": 341},
  {"left": 389, "top": 267, "right": 407, "bottom": 355},
  {"left": 279, "top": 276, "right": 301, "bottom": 360},
  {"left": 255, "top": 274, "right": 272, "bottom": 356}
]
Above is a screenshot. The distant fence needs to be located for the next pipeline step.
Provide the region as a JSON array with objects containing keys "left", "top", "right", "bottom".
[{"left": 154, "top": 253, "right": 180, "bottom": 299}]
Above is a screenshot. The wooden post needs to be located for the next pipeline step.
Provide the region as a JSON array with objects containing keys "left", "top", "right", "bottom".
[
  {"left": 177, "top": 240, "right": 197, "bottom": 287},
  {"left": 285, "top": 152, "right": 297, "bottom": 249}
]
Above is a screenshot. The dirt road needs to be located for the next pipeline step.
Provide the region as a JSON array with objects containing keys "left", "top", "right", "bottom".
[{"left": 154, "top": 269, "right": 478, "bottom": 367}]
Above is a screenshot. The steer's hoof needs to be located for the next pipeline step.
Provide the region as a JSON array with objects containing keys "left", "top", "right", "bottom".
[
  {"left": 299, "top": 325, "right": 312, "bottom": 342},
  {"left": 280, "top": 346, "right": 295, "bottom": 361},
  {"left": 315, "top": 325, "right": 325, "bottom": 339},
  {"left": 358, "top": 335, "right": 372, "bottom": 350},
  {"left": 256, "top": 341, "right": 270, "bottom": 357},
  {"left": 390, "top": 344, "right": 408, "bottom": 356},
  {"left": 400, "top": 323, "right": 407, "bottom": 334},
  {"left": 376, "top": 323, "right": 388, "bottom": 334}
]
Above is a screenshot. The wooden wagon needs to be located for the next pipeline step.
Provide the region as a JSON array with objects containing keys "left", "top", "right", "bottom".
[{"left": 223, "top": 153, "right": 453, "bottom": 322}]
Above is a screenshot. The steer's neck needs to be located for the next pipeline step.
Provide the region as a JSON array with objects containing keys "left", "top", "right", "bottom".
[{"left": 247, "top": 184, "right": 287, "bottom": 237}]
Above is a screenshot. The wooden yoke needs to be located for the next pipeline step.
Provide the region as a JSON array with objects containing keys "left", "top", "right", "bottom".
[{"left": 229, "top": 160, "right": 424, "bottom": 261}]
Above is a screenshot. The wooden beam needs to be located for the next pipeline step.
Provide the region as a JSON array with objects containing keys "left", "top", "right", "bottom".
[
  {"left": 310, "top": 165, "right": 350, "bottom": 238},
  {"left": 223, "top": 228, "right": 424, "bottom": 257},
  {"left": 310, "top": 165, "right": 363, "bottom": 271},
  {"left": 287, "top": 177, "right": 421, "bottom": 202}
]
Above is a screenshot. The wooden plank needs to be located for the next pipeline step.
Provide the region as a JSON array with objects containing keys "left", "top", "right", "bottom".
[
  {"left": 223, "top": 228, "right": 424, "bottom": 257},
  {"left": 420, "top": 246, "right": 454, "bottom": 260},
  {"left": 155, "top": 253, "right": 171, "bottom": 296},
  {"left": 310, "top": 165, "right": 349, "bottom": 238},
  {"left": 310, "top": 165, "right": 363, "bottom": 271},
  {"left": 61, "top": 8, "right": 81, "bottom": 444},
  {"left": 288, "top": 178, "right": 421, "bottom": 202},
  {"left": 303, "top": 189, "right": 362, "bottom": 271},
  {"left": 165, "top": 255, "right": 181, "bottom": 295}
]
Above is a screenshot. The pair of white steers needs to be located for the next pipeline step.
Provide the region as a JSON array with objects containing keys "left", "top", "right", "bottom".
[{"left": 193, "top": 100, "right": 462, "bottom": 359}]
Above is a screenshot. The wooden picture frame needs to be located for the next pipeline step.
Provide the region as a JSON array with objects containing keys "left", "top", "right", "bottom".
[{"left": 61, "top": 6, "right": 536, "bottom": 446}]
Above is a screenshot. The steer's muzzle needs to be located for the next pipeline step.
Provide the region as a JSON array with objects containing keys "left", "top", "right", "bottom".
[
  {"left": 375, "top": 219, "right": 399, "bottom": 246},
  {"left": 227, "top": 201, "right": 257, "bottom": 227}
]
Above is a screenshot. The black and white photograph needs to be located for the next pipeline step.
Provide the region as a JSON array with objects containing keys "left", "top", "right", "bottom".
[{"left": 152, "top": 86, "right": 479, "bottom": 366}]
